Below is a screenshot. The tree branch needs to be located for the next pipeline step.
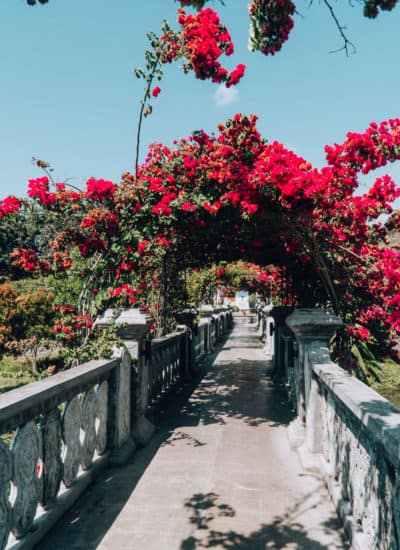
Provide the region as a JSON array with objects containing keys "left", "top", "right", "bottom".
[
  {"left": 135, "top": 48, "right": 163, "bottom": 179},
  {"left": 322, "top": 0, "right": 356, "bottom": 56}
]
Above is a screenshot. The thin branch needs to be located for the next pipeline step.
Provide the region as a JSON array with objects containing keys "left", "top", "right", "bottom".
[
  {"left": 295, "top": 225, "right": 340, "bottom": 313},
  {"left": 135, "top": 48, "right": 163, "bottom": 178},
  {"left": 78, "top": 252, "right": 104, "bottom": 314},
  {"left": 322, "top": 0, "right": 356, "bottom": 56},
  {"left": 63, "top": 178, "right": 84, "bottom": 194},
  {"left": 335, "top": 243, "right": 365, "bottom": 261},
  {"left": 33, "top": 158, "right": 83, "bottom": 194}
]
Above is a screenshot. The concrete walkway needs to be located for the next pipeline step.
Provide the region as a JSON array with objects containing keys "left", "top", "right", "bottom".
[{"left": 41, "top": 325, "right": 348, "bottom": 550}]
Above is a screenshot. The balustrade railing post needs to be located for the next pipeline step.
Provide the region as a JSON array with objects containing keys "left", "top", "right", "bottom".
[
  {"left": 261, "top": 304, "right": 273, "bottom": 352},
  {"left": 269, "top": 306, "right": 293, "bottom": 375},
  {"left": 227, "top": 308, "right": 233, "bottom": 329},
  {"left": 176, "top": 326, "right": 192, "bottom": 381},
  {"left": 199, "top": 305, "right": 215, "bottom": 353},
  {"left": 286, "top": 308, "right": 342, "bottom": 450},
  {"left": 107, "top": 348, "right": 136, "bottom": 465},
  {"left": 96, "top": 308, "right": 155, "bottom": 448}
]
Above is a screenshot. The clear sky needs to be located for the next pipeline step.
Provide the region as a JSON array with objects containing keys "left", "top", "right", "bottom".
[{"left": 1, "top": 0, "right": 400, "bottom": 199}]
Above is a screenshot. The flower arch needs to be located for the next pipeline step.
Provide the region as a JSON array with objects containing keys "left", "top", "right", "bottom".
[{"left": 2, "top": 113, "right": 400, "bottom": 362}]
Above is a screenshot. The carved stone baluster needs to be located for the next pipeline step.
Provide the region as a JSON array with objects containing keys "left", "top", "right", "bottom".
[
  {"left": 0, "top": 440, "right": 12, "bottom": 550},
  {"left": 96, "top": 381, "right": 108, "bottom": 455},
  {"left": 174, "top": 341, "right": 179, "bottom": 381},
  {"left": 11, "top": 421, "right": 41, "bottom": 538},
  {"left": 163, "top": 349, "right": 168, "bottom": 390},
  {"left": 171, "top": 344, "right": 176, "bottom": 383},
  {"left": 160, "top": 350, "right": 165, "bottom": 394},
  {"left": 166, "top": 348, "right": 171, "bottom": 390},
  {"left": 169, "top": 346, "right": 174, "bottom": 385},
  {"left": 162, "top": 349, "right": 168, "bottom": 393},
  {"left": 176, "top": 341, "right": 181, "bottom": 381},
  {"left": 41, "top": 409, "right": 62, "bottom": 510},
  {"left": 159, "top": 354, "right": 163, "bottom": 394},
  {"left": 81, "top": 387, "right": 97, "bottom": 470},
  {"left": 173, "top": 345, "right": 177, "bottom": 380},
  {"left": 157, "top": 355, "right": 162, "bottom": 395},
  {"left": 62, "top": 396, "right": 81, "bottom": 487},
  {"left": 149, "top": 354, "right": 156, "bottom": 404}
]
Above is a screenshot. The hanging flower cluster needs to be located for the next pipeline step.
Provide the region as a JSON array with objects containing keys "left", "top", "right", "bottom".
[
  {"left": 160, "top": 8, "right": 246, "bottom": 87},
  {"left": 248, "top": 0, "right": 295, "bottom": 56},
  {"left": 175, "top": 0, "right": 398, "bottom": 56}
]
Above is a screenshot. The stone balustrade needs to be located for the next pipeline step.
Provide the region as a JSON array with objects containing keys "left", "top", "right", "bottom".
[
  {"left": 193, "top": 320, "right": 209, "bottom": 364},
  {"left": 231, "top": 310, "right": 257, "bottom": 325},
  {"left": 281, "top": 308, "right": 400, "bottom": 550},
  {"left": 0, "top": 308, "right": 232, "bottom": 550},
  {"left": 0, "top": 355, "right": 123, "bottom": 550},
  {"left": 149, "top": 330, "right": 189, "bottom": 408}
]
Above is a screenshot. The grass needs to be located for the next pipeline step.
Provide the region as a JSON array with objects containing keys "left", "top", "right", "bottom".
[
  {"left": 370, "top": 357, "right": 400, "bottom": 409},
  {"left": 349, "top": 341, "right": 400, "bottom": 409},
  {"left": 0, "top": 355, "right": 46, "bottom": 393}
]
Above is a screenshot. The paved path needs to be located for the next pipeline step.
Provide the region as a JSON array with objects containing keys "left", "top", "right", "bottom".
[{"left": 41, "top": 325, "right": 348, "bottom": 550}]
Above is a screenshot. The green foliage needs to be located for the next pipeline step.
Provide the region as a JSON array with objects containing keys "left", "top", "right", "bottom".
[
  {"left": 0, "top": 283, "right": 55, "bottom": 372},
  {"left": 186, "top": 267, "right": 217, "bottom": 307},
  {"left": 16, "top": 290, "right": 54, "bottom": 340},
  {"left": 0, "top": 355, "right": 46, "bottom": 394},
  {"left": 371, "top": 357, "right": 400, "bottom": 408},
  {"left": 0, "top": 283, "right": 21, "bottom": 349},
  {"left": 8, "top": 290, "right": 54, "bottom": 372},
  {"left": 60, "top": 324, "right": 122, "bottom": 367},
  {"left": 350, "top": 339, "right": 381, "bottom": 384}
]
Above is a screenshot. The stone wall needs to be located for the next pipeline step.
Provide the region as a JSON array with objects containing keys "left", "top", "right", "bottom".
[
  {"left": 313, "top": 362, "right": 400, "bottom": 550},
  {"left": 284, "top": 308, "right": 400, "bottom": 550}
]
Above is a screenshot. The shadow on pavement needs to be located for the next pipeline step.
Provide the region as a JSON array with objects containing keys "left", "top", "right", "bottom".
[
  {"left": 39, "top": 327, "right": 296, "bottom": 550},
  {"left": 180, "top": 491, "right": 349, "bottom": 550}
]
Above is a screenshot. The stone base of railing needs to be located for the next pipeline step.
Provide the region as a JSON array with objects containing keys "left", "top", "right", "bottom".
[
  {"left": 133, "top": 417, "right": 156, "bottom": 447},
  {"left": 7, "top": 454, "right": 109, "bottom": 550},
  {"left": 320, "top": 462, "right": 373, "bottom": 550},
  {"left": 287, "top": 360, "right": 400, "bottom": 550},
  {"left": 287, "top": 433, "right": 372, "bottom": 550},
  {"left": 286, "top": 418, "right": 306, "bottom": 450},
  {"left": 109, "top": 436, "right": 136, "bottom": 466}
]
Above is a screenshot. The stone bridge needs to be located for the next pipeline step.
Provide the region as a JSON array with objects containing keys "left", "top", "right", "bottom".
[{"left": 0, "top": 307, "right": 399, "bottom": 549}]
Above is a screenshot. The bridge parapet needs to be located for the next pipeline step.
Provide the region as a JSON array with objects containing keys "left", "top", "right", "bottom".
[
  {"left": 0, "top": 354, "right": 122, "bottom": 550},
  {"left": 0, "top": 308, "right": 232, "bottom": 550},
  {"left": 313, "top": 360, "right": 400, "bottom": 550},
  {"left": 285, "top": 308, "right": 400, "bottom": 550}
]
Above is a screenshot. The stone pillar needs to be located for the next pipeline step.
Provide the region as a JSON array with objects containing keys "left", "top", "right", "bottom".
[
  {"left": 95, "top": 308, "right": 155, "bottom": 448},
  {"left": 106, "top": 348, "right": 136, "bottom": 465},
  {"left": 261, "top": 304, "right": 273, "bottom": 347},
  {"left": 270, "top": 306, "right": 293, "bottom": 377},
  {"left": 227, "top": 307, "right": 233, "bottom": 329},
  {"left": 199, "top": 305, "right": 214, "bottom": 352},
  {"left": 176, "top": 325, "right": 192, "bottom": 381},
  {"left": 286, "top": 308, "right": 342, "bottom": 437},
  {"left": 212, "top": 314, "right": 220, "bottom": 343}
]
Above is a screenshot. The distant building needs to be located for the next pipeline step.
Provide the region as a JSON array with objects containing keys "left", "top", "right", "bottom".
[{"left": 235, "top": 290, "right": 249, "bottom": 310}]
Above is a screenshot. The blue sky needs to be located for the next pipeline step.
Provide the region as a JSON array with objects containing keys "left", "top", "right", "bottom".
[{"left": 1, "top": 0, "right": 400, "bottom": 199}]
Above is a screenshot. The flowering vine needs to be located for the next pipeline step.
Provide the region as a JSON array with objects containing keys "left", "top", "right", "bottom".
[{"left": 3, "top": 114, "right": 400, "bottom": 369}]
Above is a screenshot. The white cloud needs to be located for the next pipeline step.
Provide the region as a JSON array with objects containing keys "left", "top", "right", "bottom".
[{"left": 213, "top": 85, "right": 239, "bottom": 107}]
